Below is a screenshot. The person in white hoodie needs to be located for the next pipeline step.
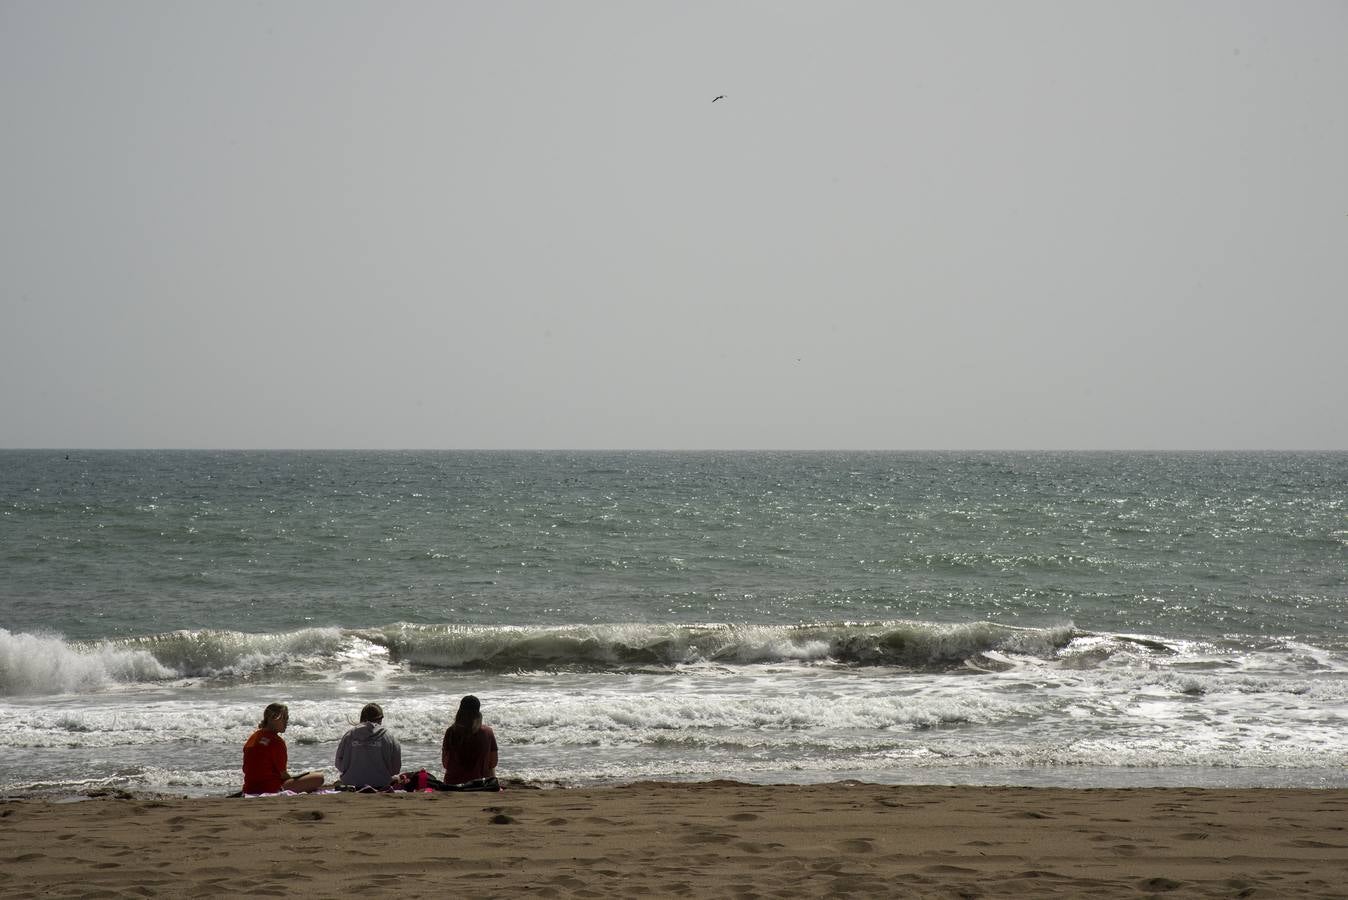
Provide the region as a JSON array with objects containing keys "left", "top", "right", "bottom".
[{"left": 335, "top": 702, "right": 402, "bottom": 790}]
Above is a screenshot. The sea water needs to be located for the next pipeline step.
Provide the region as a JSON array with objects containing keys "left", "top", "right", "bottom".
[{"left": 1, "top": 450, "right": 1344, "bottom": 796}]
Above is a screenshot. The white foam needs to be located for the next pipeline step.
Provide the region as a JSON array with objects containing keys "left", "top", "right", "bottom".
[
  {"left": 3, "top": 622, "right": 1346, "bottom": 794},
  {"left": 0, "top": 629, "right": 174, "bottom": 696}
]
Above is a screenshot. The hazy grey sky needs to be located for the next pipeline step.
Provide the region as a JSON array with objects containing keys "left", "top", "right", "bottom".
[{"left": 3, "top": 1, "right": 1345, "bottom": 449}]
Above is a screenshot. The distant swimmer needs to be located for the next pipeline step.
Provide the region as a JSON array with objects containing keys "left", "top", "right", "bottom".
[{"left": 712, "top": 95, "right": 726, "bottom": 102}]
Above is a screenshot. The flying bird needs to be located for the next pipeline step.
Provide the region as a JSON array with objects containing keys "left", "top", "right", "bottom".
[{"left": 712, "top": 95, "right": 726, "bottom": 102}]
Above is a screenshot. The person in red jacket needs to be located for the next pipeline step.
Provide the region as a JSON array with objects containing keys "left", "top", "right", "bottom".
[
  {"left": 242, "top": 703, "right": 325, "bottom": 795},
  {"left": 441, "top": 695, "right": 499, "bottom": 785}
]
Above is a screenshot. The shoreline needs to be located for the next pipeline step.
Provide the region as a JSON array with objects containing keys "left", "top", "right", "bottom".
[
  {"left": 6, "top": 770, "right": 1348, "bottom": 803},
  {"left": 5, "top": 782, "right": 1346, "bottom": 898},
  {"left": 7, "top": 762, "right": 1348, "bottom": 803}
]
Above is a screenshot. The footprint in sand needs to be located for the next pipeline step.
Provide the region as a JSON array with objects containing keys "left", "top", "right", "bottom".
[
  {"left": 545, "top": 875, "right": 587, "bottom": 890},
  {"left": 679, "top": 830, "right": 733, "bottom": 845},
  {"left": 284, "top": 810, "right": 325, "bottom": 822},
  {"left": 484, "top": 806, "right": 523, "bottom": 818},
  {"left": 1138, "top": 877, "right": 1185, "bottom": 892},
  {"left": 836, "top": 838, "right": 875, "bottom": 854}
]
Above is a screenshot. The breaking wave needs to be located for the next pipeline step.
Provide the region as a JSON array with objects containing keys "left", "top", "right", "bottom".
[
  {"left": 359, "top": 621, "right": 1077, "bottom": 671},
  {"left": 0, "top": 627, "right": 345, "bottom": 696},
  {"left": 7, "top": 619, "right": 1254, "bottom": 695},
  {"left": 0, "top": 629, "right": 175, "bottom": 696}
]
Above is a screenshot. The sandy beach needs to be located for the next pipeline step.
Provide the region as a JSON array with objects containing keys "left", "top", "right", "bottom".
[{"left": 3, "top": 782, "right": 1345, "bottom": 898}]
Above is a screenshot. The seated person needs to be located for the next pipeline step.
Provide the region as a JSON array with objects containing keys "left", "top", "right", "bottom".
[
  {"left": 335, "top": 702, "right": 402, "bottom": 790},
  {"left": 441, "top": 694, "right": 498, "bottom": 785},
  {"left": 242, "top": 703, "right": 324, "bottom": 794}
]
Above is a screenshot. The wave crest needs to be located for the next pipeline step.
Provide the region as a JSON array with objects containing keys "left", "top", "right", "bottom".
[
  {"left": 360, "top": 621, "right": 1077, "bottom": 671},
  {"left": 1, "top": 621, "right": 1080, "bottom": 695},
  {"left": 0, "top": 627, "right": 345, "bottom": 696},
  {"left": 115, "top": 627, "right": 346, "bottom": 677},
  {"left": 0, "top": 629, "right": 174, "bottom": 696}
]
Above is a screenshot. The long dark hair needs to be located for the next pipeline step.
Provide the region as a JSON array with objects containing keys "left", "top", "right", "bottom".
[{"left": 443, "top": 695, "right": 481, "bottom": 751}]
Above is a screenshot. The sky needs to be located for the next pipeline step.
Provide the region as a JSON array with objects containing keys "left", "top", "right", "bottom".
[{"left": 2, "top": 1, "right": 1345, "bottom": 450}]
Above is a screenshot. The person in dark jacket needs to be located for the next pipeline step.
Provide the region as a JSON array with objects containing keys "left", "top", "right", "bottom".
[{"left": 335, "top": 702, "right": 402, "bottom": 790}]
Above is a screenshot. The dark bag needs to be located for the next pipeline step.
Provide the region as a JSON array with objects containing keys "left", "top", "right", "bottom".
[
  {"left": 436, "top": 776, "right": 501, "bottom": 792},
  {"left": 396, "top": 770, "right": 501, "bottom": 793}
]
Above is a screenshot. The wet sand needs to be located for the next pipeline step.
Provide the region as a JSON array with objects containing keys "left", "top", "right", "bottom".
[{"left": 3, "top": 782, "right": 1346, "bottom": 898}]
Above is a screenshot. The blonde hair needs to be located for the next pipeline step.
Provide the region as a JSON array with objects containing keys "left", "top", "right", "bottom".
[{"left": 259, "top": 702, "right": 288, "bottom": 730}]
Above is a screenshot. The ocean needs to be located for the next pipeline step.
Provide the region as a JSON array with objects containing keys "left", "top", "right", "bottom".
[{"left": 1, "top": 450, "right": 1344, "bottom": 797}]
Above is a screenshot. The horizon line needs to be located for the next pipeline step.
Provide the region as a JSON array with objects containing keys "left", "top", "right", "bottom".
[{"left": 2, "top": 447, "right": 1344, "bottom": 454}]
